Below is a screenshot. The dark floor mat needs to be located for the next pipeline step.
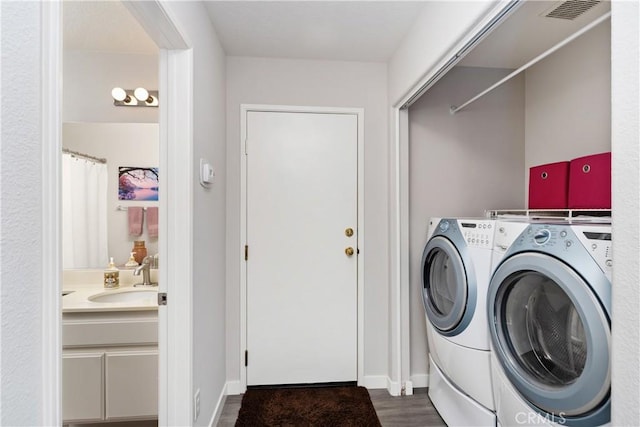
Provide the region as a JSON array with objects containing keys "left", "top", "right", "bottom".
[{"left": 235, "top": 385, "right": 382, "bottom": 427}]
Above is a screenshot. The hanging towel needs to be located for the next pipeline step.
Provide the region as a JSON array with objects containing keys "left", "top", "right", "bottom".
[
  {"left": 147, "top": 207, "right": 159, "bottom": 238},
  {"left": 128, "top": 207, "right": 144, "bottom": 236}
]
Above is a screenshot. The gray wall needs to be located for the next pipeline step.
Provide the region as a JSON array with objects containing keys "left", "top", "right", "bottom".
[
  {"left": 408, "top": 66, "right": 526, "bottom": 381},
  {"left": 64, "top": 51, "right": 158, "bottom": 123},
  {"left": 525, "top": 20, "right": 611, "bottom": 193},
  {"left": 225, "top": 56, "right": 390, "bottom": 387},
  {"left": 163, "top": 2, "right": 228, "bottom": 425}
]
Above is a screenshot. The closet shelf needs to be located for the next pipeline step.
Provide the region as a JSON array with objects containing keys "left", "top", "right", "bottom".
[
  {"left": 486, "top": 209, "right": 611, "bottom": 223},
  {"left": 450, "top": 11, "right": 611, "bottom": 115}
]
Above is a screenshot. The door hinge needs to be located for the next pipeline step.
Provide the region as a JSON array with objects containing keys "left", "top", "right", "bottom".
[
  {"left": 244, "top": 245, "right": 248, "bottom": 261},
  {"left": 158, "top": 292, "right": 167, "bottom": 306},
  {"left": 245, "top": 350, "right": 248, "bottom": 367}
]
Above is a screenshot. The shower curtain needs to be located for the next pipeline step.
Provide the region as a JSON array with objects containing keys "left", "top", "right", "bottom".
[{"left": 62, "top": 153, "right": 108, "bottom": 269}]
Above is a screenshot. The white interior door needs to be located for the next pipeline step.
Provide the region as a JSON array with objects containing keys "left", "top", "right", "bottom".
[{"left": 246, "top": 110, "right": 358, "bottom": 386}]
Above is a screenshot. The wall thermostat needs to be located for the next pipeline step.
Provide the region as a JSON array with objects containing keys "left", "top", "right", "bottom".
[{"left": 199, "top": 158, "right": 215, "bottom": 187}]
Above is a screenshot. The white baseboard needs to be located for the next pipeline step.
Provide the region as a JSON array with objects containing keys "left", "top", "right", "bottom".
[
  {"left": 209, "top": 382, "right": 228, "bottom": 427},
  {"left": 225, "top": 380, "right": 244, "bottom": 395},
  {"left": 380, "top": 377, "right": 419, "bottom": 396},
  {"left": 411, "top": 374, "right": 429, "bottom": 389},
  {"left": 359, "top": 375, "right": 420, "bottom": 396},
  {"left": 386, "top": 377, "right": 402, "bottom": 396},
  {"left": 360, "top": 375, "right": 389, "bottom": 390},
  {"left": 361, "top": 376, "right": 404, "bottom": 396}
]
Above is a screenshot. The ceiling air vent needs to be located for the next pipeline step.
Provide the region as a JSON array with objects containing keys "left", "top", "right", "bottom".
[{"left": 544, "top": 0, "right": 601, "bottom": 20}]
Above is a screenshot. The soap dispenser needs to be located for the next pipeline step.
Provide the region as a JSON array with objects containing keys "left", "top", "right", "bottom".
[
  {"left": 125, "top": 252, "right": 138, "bottom": 267},
  {"left": 104, "top": 257, "right": 120, "bottom": 289}
]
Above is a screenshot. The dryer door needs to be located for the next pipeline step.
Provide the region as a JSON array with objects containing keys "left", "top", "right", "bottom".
[
  {"left": 421, "top": 235, "right": 476, "bottom": 335},
  {"left": 488, "top": 252, "right": 610, "bottom": 426}
]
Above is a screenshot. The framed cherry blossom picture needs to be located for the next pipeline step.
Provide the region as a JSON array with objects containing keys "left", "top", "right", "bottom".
[{"left": 118, "top": 167, "right": 159, "bottom": 201}]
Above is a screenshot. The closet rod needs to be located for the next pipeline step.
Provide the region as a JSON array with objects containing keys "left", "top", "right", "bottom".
[
  {"left": 450, "top": 11, "right": 611, "bottom": 115},
  {"left": 62, "top": 148, "right": 107, "bottom": 164},
  {"left": 401, "top": 0, "right": 523, "bottom": 110}
]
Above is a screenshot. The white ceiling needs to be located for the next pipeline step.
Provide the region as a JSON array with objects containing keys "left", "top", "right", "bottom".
[
  {"left": 63, "top": 1, "right": 427, "bottom": 61},
  {"left": 203, "top": 1, "right": 429, "bottom": 62},
  {"left": 63, "top": 0, "right": 611, "bottom": 69}
]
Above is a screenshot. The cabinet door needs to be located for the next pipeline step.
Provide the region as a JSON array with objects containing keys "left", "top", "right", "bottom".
[
  {"left": 105, "top": 349, "right": 158, "bottom": 420},
  {"left": 63, "top": 352, "right": 104, "bottom": 422}
]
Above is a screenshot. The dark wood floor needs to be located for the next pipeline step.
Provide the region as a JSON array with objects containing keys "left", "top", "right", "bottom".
[{"left": 217, "top": 387, "right": 446, "bottom": 426}]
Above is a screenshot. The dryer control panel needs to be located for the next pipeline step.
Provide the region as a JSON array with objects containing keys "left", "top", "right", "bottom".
[{"left": 459, "top": 220, "right": 495, "bottom": 248}]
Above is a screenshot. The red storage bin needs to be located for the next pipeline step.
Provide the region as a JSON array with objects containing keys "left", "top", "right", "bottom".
[
  {"left": 528, "top": 161, "right": 570, "bottom": 209},
  {"left": 568, "top": 152, "right": 611, "bottom": 209}
]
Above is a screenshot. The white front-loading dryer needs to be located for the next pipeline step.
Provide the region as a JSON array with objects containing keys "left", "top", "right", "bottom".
[
  {"left": 487, "top": 222, "right": 612, "bottom": 427},
  {"left": 422, "top": 217, "right": 497, "bottom": 425}
]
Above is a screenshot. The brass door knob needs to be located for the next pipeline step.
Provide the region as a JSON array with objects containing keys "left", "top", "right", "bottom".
[
  {"left": 345, "top": 227, "right": 354, "bottom": 237},
  {"left": 345, "top": 247, "right": 355, "bottom": 257}
]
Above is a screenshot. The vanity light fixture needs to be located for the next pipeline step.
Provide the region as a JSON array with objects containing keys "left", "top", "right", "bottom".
[{"left": 111, "top": 87, "right": 159, "bottom": 107}]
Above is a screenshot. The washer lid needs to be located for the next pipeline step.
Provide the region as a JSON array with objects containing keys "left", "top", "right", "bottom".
[
  {"left": 421, "top": 226, "right": 477, "bottom": 336},
  {"left": 489, "top": 252, "right": 610, "bottom": 425}
]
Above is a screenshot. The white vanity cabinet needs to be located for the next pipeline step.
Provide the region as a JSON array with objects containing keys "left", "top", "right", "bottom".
[
  {"left": 62, "top": 310, "right": 158, "bottom": 423},
  {"left": 63, "top": 351, "right": 104, "bottom": 421},
  {"left": 105, "top": 349, "right": 158, "bottom": 419}
]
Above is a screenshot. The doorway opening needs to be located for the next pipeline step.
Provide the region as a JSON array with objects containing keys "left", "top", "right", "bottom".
[{"left": 42, "top": 1, "right": 194, "bottom": 425}]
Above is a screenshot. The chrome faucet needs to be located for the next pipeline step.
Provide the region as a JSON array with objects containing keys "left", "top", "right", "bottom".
[{"left": 133, "top": 256, "right": 157, "bottom": 287}]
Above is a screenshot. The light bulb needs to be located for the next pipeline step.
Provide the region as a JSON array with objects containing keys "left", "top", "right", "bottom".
[
  {"left": 111, "top": 87, "right": 128, "bottom": 102},
  {"left": 134, "top": 87, "right": 150, "bottom": 102}
]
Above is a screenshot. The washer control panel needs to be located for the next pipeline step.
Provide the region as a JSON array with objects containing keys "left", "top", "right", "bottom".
[
  {"left": 574, "top": 225, "right": 613, "bottom": 279},
  {"left": 515, "top": 224, "right": 613, "bottom": 280},
  {"left": 517, "top": 225, "right": 563, "bottom": 248},
  {"left": 533, "top": 229, "right": 551, "bottom": 245}
]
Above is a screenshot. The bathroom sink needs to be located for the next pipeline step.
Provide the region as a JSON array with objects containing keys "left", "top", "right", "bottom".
[{"left": 89, "top": 288, "right": 157, "bottom": 304}]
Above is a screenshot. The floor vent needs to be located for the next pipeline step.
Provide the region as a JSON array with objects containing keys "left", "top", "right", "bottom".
[{"left": 544, "top": 0, "right": 601, "bottom": 20}]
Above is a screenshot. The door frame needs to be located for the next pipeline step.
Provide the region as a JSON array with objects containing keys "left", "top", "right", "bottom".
[
  {"left": 239, "top": 104, "right": 365, "bottom": 391},
  {"left": 41, "top": 1, "right": 194, "bottom": 425},
  {"left": 388, "top": 1, "right": 523, "bottom": 393}
]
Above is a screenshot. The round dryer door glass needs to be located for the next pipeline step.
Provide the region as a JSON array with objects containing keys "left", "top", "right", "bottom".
[
  {"left": 422, "top": 235, "right": 468, "bottom": 333},
  {"left": 426, "top": 248, "right": 458, "bottom": 316},
  {"left": 501, "top": 271, "right": 586, "bottom": 386}
]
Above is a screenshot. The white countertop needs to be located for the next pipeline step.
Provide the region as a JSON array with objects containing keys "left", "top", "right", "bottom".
[{"left": 63, "top": 269, "right": 159, "bottom": 313}]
